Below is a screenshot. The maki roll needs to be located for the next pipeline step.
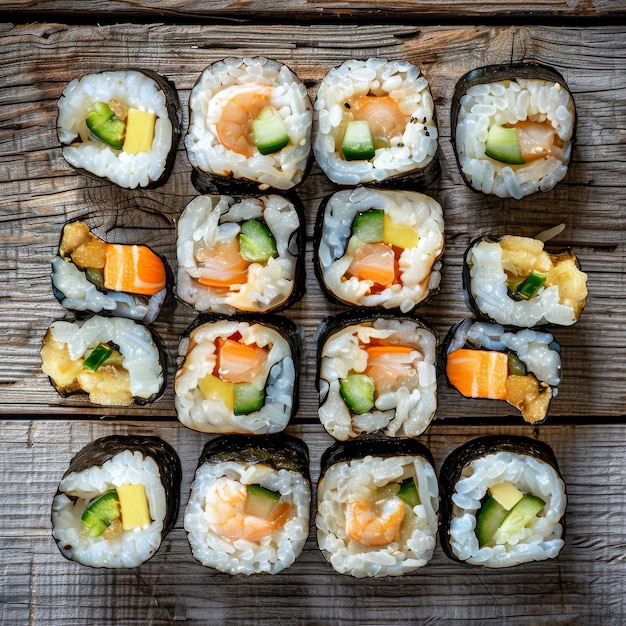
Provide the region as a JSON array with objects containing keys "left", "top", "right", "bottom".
[
  {"left": 313, "top": 58, "right": 439, "bottom": 188},
  {"left": 313, "top": 187, "right": 444, "bottom": 312},
  {"left": 316, "top": 311, "right": 438, "bottom": 440},
  {"left": 452, "top": 63, "right": 576, "bottom": 199},
  {"left": 51, "top": 435, "right": 182, "bottom": 568},
  {"left": 185, "top": 57, "right": 313, "bottom": 194},
  {"left": 439, "top": 435, "right": 567, "bottom": 568},
  {"left": 464, "top": 234, "right": 587, "bottom": 327},
  {"left": 57, "top": 69, "right": 181, "bottom": 189},
  {"left": 51, "top": 220, "right": 170, "bottom": 324},
  {"left": 176, "top": 193, "right": 305, "bottom": 314},
  {"left": 40, "top": 315, "right": 165, "bottom": 406},
  {"left": 184, "top": 434, "right": 311, "bottom": 575},
  {"left": 442, "top": 319, "right": 562, "bottom": 424},
  {"left": 316, "top": 438, "right": 439, "bottom": 578},
  {"left": 175, "top": 314, "right": 299, "bottom": 434}
]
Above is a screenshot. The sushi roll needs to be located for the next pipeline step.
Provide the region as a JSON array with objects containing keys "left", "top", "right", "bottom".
[
  {"left": 175, "top": 314, "right": 300, "bottom": 434},
  {"left": 40, "top": 315, "right": 166, "bottom": 406},
  {"left": 316, "top": 310, "right": 438, "bottom": 440},
  {"left": 184, "top": 434, "right": 311, "bottom": 575},
  {"left": 51, "top": 220, "right": 171, "bottom": 324},
  {"left": 452, "top": 63, "right": 576, "bottom": 199},
  {"left": 57, "top": 69, "right": 182, "bottom": 189},
  {"left": 312, "top": 58, "right": 439, "bottom": 187},
  {"left": 442, "top": 318, "right": 562, "bottom": 424},
  {"left": 185, "top": 57, "right": 313, "bottom": 194},
  {"left": 176, "top": 193, "right": 305, "bottom": 315},
  {"left": 464, "top": 234, "right": 588, "bottom": 327},
  {"left": 439, "top": 435, "right": 567, "bottom": 568},
  {"left": 316, "top": 438, "right": 439, "bottom": 578},
  {"left": 51, "top": 435, "right": 182, "bottom": 568},
  {"left": 313, "top": 187, "right": 445, "bottom": 312}
]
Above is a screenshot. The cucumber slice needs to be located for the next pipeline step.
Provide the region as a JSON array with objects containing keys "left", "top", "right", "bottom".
[
  {"left": 83, "top": 343, "right": 113, "bottom": 371},
  {"left": 397, "top": 477, "right": 421, "bottom": 508},
  {"left": 233, "top": 381, "right": 265, "bottom": 415},
  {"left": 86, "top": 102, "right": 126, "bottom": 150},
  {"left": 239, "top": 219, "right": 278, "bottom": 263},
  {"left": 352, "top": 209, "right": 384, "bottom": 243},
  {"left": 341, "top": 120, "right": 375, "bottom": 161},
  {"left": 485, "top": 124, "right": 525, "bottom": 165},
  {"left": 339, "top": 373, "right": 375, "bottom": 414},
  {"left": 252, "top": 106, "right": 290, "bottom": 155},
  {"left": 495, "top": 494, "right": 545, "bottom": 541},
  {"left": 475, "top": 495, "right": 508, "bottom": 547},
  {"left": 245, "top": 484, "right": 281, "bottom": 518},
  {"left": 516, "top": 271, "right": 547, "bottom": 299},
  {"left": 81, "top": 491, "right": 120, "bottom": 537}
]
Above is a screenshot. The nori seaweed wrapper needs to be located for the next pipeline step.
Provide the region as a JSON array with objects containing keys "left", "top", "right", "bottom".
[{"left": 438, "top": 435, "right": 566, "bottom": 563}]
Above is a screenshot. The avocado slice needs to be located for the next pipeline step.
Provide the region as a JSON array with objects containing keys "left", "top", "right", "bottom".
[
  {"left": 239, "top": 219, "right": 278, "bottom": 263},
  {"left": 81, "top": 490, "right": 120, "bottom": 537},
  {"left": 339, "top": 373, "right": 375, "bottom": 415},
  {"left": 86, "top": 102, "right": 126, "bottom": 150},
  {"left": 252, "top": 106, "right": 290, "bottom": 155},
  {"left": 475, "top": 495, "right": 508, "bottom": 547},
  {"left": 397, "top": 477, "right": 421, "bottom": 508},
  {"left": 352, "top": 209, "right": 384, "bottom": 243},
  {"left": 233, "top": 381, "right": 266, "bottom": 415},
  {"left": 495, "top": 493, "right": 545, "bottom": 541},
  {"left": 341, "top": 120, "right": 376, "bottom": 161},
  {"left": 245, "top": 484, "right": 281, "bottom": 518},
  {"left": 485, "top": 124, "right": 525, "bottom": 165}
]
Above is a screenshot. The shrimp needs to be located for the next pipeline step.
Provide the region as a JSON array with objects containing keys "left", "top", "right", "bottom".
[
  {"left": 215, "top": 84, "right": 273, "bottom": 157},
  {"left": 345, "top": 495, "right": 405, "bottom": 547},
  {"left": 348, "top": 95, "right": 407, "bottom": 146},
  {"left": 204, "top": 477, "right": 291, "bottom": 542}
]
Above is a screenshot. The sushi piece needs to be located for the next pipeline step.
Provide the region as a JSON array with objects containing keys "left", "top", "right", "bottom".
[
  {"left": 51, "top": 435, "right": 182, "bottom": 568},
  {"left": 439, "top": 435, "right": 567, "bottom": 568},
  {"left": 451, "top": 63, "right": 576, "bottom": 199},
  {"left": 40, "top": 315, "right": 166, "bottom": 406},
  {"left": 442, "top": 318, "right": 562, "bottom": 424},
  {"left": 316, "top": 438, "right": 439, "bottom": 578},
  {"left": 464, "top": 234, "right": 587, "bottom": 327},
  {"left": 184, "top": 434, "right": 311, "bottom": 575},
  {"left": 175, "top": 314, "right": 300, "bottom": 434},
  {"left": 312, "top": 58, "right": 439, "bottom": 188},
  {"left": 57, "top": 69, "right": 182, "bottom": 189},
  {"left": 176, "top": 193, "right": 305, "bottom": 315},
  {"left": 313, "top": 187, "right": 444, "bottom": 312},
  {"left": 316, "top": 310, "right": 438, "bottom": 440},
  {"left": 51, "top": 220, "right": 171, "bottom": 324},
  {"left": 185, "top": 57, "right": 313, "bottom": 194}
]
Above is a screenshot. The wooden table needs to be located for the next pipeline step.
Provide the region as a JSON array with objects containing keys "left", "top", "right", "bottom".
[{"left": 1, "top": 2, "right": 625, "bottom": 623}]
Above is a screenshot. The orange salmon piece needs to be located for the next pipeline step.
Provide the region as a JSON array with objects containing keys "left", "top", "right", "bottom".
[
  {"left": 216, "top": 337, "right": 268, "bottom": 384},
  {"left": 346, "top": 242, "right": 398, "bottom": 288},
  {"left": 196, "top": 238, "right": 250, "bottom": 287},
  {"left": 103, "top": 243, "right": 166, "bottom": 296},
  {"left": 365, "top": 344, "right": 414, "bottom": 394},
  {"left": 349, "top": 95, "right": 407, "bottom": 140},
  {"left": 446, "top": 348, "right": 508, "bottom": 400}
]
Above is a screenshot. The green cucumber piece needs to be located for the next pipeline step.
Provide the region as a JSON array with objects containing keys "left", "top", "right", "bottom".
[
  {"left": 485, "top": 124, "right": 525, "bottom": 165},
  {"left": 83, "top": 343, "right": 113, "bottom": 371},
  {"left": 339, "top": 373, "right": 375, "bottom": 415},
  {"left": 507, "top": 352, "right": 527, "bottom": 377},
  {"left": 516, "top": 271, "right": 547, "bottom": 299},
  {"left": 245, "top": 484, "right": 281, "bottom": 518},
  {"left": 475, "top": 495, "right": 508, "bottom": 547},
  {"left": 252, "top": 106, "right": 289, "bottom": 155},
  {"left": 495, "top": 494, "right": 545, "bottom": 541},
  {"left": 234, "top": 381, "right": 266, "bottom": 415},
  {"left": 352, "top": 209, "right": 384, "bottom": 243},
  {"left": 85, "top": 267, "right": 104, "bottom": 288},
  {"left": 239, "top": 219, "right": 278, "bottom": 263},
  {"left": 81, "top": 490, "right": 120, "bottom": 537},
  {"left": 86, "top": 102, "right": 126, "bottom": 150},
  {"left": 341, "top": 120, "right": 375, "bottom": 161},
  {"left": 397, "top": 478, "right": 421, "bottom": 508}
]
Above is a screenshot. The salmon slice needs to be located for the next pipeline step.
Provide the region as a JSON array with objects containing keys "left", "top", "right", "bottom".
[
  {"left": 216, "top": 337, "right": 268, "bottom": 384},
  {"left": 515, "top": 120, "right": 563, "bottom": 162},
  {"left": 446, "top": 348, "right": 508, "bottom": 400},
  {"left": 364, "top": 344, "right": 414, "bottom": 395},
  {"left": 196, "top": 238, "right": 250, "bottom": 287},
  {"left": 346, "top": 242, "right": 398, "bottom": 288},
  {"left": 103, "top": 243, "right": 166, "bottom": 296},
  {"left": 349, "top": 95, "right": 407, "bottom": 141}
]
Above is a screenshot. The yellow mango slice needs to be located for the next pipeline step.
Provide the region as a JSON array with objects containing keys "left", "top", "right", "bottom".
[
  {"left": 198, "top": 373, "right": 234, "bottom": 411},
  {"left": 383, "top": 213, "right": 419, "bottom": 249},
  {"left": 117, "top": 483, "right": 151, "bottom": 530},
  {"left": 122, "top": 108, "right": 156, "bottom": 154},
  {"left": 488, "top": 481, "right": 524, "bottom": 511}
]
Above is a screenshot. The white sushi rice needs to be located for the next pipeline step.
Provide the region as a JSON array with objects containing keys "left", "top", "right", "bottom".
[
  {"left": 318, "top": 187, "right": 444, "bottom": 312},
  {"left": 316, "top": 454, "right": 439, "bottom": 578},
  {"left": 313, "top": 58, "right": 438, "bottom": 185},
  {"left": 185, "top": 57, "right": 312, "bottom": 191},
  {"left": 176, "top": 194, "right": 300, "bottom": 314},
  {"left": 455, "top": 78, "right": 575, "bottom": 199},
  {"left": 51, "top": 449, "right": 167, "bottom": 568},
  {"left": 467, "top": 239, "right": 579, "bottom": 326},
  {"left": 448, "top": 451, "right": 567, "bottom": 568},
  {"left": 185, "top": 460, "right": 310, "bottom": 575},
  {"left": 175, "top": 319, "right": 295, "bottom": 434},
  {"left": 57, "top": 70, "right": 175, "bottom": 189},
  {"left": 319, "top": 318, "right": 438, "bottom": 440}
]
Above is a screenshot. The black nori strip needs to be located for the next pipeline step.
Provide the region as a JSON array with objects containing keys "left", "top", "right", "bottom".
[
  {"left": 197, "top": 433, "right": 310, "bottom": 483},
  {"left": 56, "top": 435, "right": 182, "bottom": 538},
  {"left": 450, "top": 62, "right": 576, "bottom": 195},
  {"left": 438, "top": 435, "right": 566, "bottom": 564}
]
